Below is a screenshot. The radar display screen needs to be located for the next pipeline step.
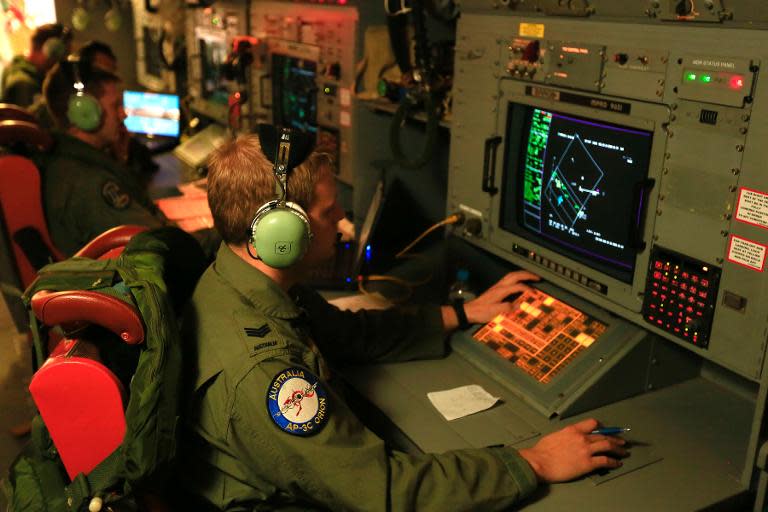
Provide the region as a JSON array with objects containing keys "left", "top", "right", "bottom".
[
  {"left": 500, "top": 103, "right": 653, "bottom": 283},
  {"left": 272, "top": 53, "right": 318, "bottom": 133},
  {"left": 472, "top": 288, "right": 608, "bottom": 384}
]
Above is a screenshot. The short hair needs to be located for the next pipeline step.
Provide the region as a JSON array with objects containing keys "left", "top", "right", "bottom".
[
  {"left": 43, "top": 61, "right": 120, "bottom": 129},
  {"left": 77, "top": 41, "right": 117, "bottom": 68},
  {"left": 31, "top": 23, "right": 71, "bottom": 51},
  {"left": 207, "top": 134, "right": 334, "bottom": 245}
]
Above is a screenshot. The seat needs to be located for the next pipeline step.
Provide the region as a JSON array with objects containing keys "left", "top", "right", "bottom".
[
  {"left": 0, "top": 119, "right": 59, "bottom": 291},
  {"left": 0, "top": 154, "right": 63, "bottom": 289}
]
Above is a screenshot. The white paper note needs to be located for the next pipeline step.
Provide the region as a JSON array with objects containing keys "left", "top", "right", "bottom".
[{"left": 427, "top": 385, "right": 501, "bottom": 421}]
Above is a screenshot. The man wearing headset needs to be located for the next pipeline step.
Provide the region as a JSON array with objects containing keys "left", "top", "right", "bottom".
[
  {"left": 39, "top": 59, "right": 166, "bottom": 256},
  {"left": 1, "top": 23, "right": 71, "bottom": 107},
  {"left": 179, "top": 131, "right": 627, "bottom": 511}
]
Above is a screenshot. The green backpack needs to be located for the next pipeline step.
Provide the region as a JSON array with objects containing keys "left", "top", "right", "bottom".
[{"left": 2, "top": 227, "right": 208, "bottom": 511}]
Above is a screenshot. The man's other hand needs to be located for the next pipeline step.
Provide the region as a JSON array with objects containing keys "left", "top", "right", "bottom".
[{"left": 518, "top": 418, "right": 627, "bottom": 483}]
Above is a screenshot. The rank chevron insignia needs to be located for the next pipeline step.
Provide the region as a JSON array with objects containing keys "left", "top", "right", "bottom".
[{"left": 244, "top": 324, "right": 272, "bottom": 338}]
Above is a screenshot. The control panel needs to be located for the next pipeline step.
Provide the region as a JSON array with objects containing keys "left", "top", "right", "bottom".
[
  {"left": 642, "top": 246, "right": 721, "bottom": 348},
  {"left": 249, "top": 2, "right": 358, "bottom": 185},
  {"left": 448, "top": 13, "right": 766, "bottom": 380},
  {"left": 130, "top": 0, "right": 178, "bottom": 92},
  {"left": 184, "top": 2, "right": 247, "bottom": 126}
]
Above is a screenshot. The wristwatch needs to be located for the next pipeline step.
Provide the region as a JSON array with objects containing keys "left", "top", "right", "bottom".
[{"left": 451, "top": 299, "right": 471, "bottom": 330}]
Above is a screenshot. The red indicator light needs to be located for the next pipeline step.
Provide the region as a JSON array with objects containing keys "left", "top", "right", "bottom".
[{"left": 729, "top": 75, "right": 745, "bottom": 90}]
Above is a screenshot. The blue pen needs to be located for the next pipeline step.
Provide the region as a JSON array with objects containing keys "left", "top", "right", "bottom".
[{"left": 591, "top": 427, "right": 631, "bottom": 435}]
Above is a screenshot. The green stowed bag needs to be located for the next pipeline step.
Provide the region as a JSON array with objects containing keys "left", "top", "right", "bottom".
[{"left": 2, "top": 227, "right": 208, "bottom": 511}]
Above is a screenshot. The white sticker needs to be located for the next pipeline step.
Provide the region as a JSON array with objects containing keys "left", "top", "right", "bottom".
[
  {"left": 340, "top": 110, "right": 351, "bottom": 127},
  {"left": 340, "top": 88, "right": 351, "bottom": 107},
  {"left": 727, "top": 235, "right": 767, "bottom": 272},
  {"left": 735, "top": 188, "right": 768, "bottom": 229}
]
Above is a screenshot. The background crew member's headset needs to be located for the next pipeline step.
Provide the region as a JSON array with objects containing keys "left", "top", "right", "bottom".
[
  {"left": 66, "top": 55, "right": 103, "bottom": 132},
  {"left": 248, "top": 124, "right": 316, "bottom": 268},
  {"left": 42, "top": 25, "right": 72, "bottom": 65}
]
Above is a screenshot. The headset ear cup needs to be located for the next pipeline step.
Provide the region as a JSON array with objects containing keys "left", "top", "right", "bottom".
[
  {"left": 250, "top": 201, "right": 311, "bottom": 268},
  {"left": 67, "top": 93, "right": 103, "bottom": 132},
  {"left": 42, "top": 37, "right": 66, "bottom": 62}
]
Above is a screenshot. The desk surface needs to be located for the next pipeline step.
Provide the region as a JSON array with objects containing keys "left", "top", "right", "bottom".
[{"left": 343, "top": 346, "right": 751, "bottom": 511}]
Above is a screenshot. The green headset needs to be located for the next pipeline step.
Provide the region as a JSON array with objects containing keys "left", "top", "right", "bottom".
[
  {"left": 248, "top": 125, "right": 315, "bottom": 268},
  {"left": 41, "top": 25, "right": 71, "bottom": 63},
  {"left": 66, "top": 56, "right": 103, "bottom": 132}
]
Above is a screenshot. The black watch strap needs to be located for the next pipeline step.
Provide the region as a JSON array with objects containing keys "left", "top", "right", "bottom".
[{"left": 451, "top": 299, "right": 471, "bottom": 330}]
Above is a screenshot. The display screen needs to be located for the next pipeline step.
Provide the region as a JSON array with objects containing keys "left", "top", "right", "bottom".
[
  {"left": 271, "top": 53, "right": 317, "bottom": 133},
  {"left": 199, "top": 37, "right": 229, "bottom": 105},
  {"left": 500, "top": 103, "right": 654, "bottom": 283},
  {"left": 123, "top": 91, "right": 180, "bottom": 137}
]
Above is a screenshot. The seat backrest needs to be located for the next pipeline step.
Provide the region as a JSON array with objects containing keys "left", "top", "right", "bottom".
[
  {"left": 28, "top": 289, "right": 146, "bottom": 480},
  {"left": 74, "top": 225, "right": 149, "bottom": 261},
  {"left": 0, "top": 153, "right": 64, "bottom": 289},
  {"left": 0, "top": 103, "right": 38, "bottom": 123}
]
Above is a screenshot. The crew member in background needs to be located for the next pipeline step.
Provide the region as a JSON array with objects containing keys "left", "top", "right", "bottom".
[
  {"left": 1, "top": 23, "right": 71, "bottom": 107},
  {"left": 76, "top": 40, "right": 160, "bottom": 190},
  {"left": 39, "top": 59, "right": 166, "bottom": 256},
  {"left": 32, "top": 40, "right": 160, "bottom": 189},
  {"left": 180, "top": 133, "right": 627, "bottom": 511}
]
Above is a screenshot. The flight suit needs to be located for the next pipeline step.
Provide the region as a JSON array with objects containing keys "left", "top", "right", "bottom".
[
  {"left": 181, "top": 243, "right": 538, "bottom": 511},
  {"left": 42, "top": 133, "right": 165, "bottom": 256},
  {"left": 0, "top": 55, "right": 42, "bottom": 107}
]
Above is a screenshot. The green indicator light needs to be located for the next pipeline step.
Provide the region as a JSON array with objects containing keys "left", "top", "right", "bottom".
[
  {"left": 684, "top": 72, "right": 697, "bottom": 81},
  {"left": 700, "top": 75, "right": 712, "bottom": 83}
]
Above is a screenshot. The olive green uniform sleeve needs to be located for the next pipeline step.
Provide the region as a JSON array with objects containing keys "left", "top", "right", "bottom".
[
  {"left": 49, "top": 173, "right": 164, "bottom": 255},
  {"left": 293, "top": 286, "right": 446, "bottom": 364},
  {"left": 1, "top": 56, "right": 42, "bottom": 107},
  {"left": 43, "top": 136, "right": 166, "bottom": 255},
  {"left": 228, "top": 357, "right": 538, "bottom": 511}
]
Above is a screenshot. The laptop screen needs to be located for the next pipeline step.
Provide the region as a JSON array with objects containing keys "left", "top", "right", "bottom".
[
  {"left": 123, "top": 90, "right": 180, "bottom": 137},
  {"left": 353, "top": 180, "right": 386, "bottom": 274}
]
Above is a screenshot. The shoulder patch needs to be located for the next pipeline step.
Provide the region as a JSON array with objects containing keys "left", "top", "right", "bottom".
[
  {"left": 101, "top": 180, "right": 132, "bottom": 210},
  {"left": 267, "top": 367, "right": 328, "bottom": 436}
]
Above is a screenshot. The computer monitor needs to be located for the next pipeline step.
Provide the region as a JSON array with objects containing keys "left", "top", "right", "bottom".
[
  {"left": 271, "top": 53, "right": 317, "bottom": 133},
  {"left": 500, "top": 102, "right": 654, "bottom": 283},
  {"left": 123, "top": 90, "right": 180, "bottom": 138}
]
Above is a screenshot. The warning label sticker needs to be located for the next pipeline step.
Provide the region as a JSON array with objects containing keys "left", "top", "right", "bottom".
[
  {"left": 735, "top": 188, "right": 768, "bottom": 229},
  {"left": 727, "top": 235, "right": 767, "bottom": 272}
]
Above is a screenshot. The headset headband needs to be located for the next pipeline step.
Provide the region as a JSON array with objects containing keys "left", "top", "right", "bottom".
[
  {"left": 256, "top": 124, "right": 315, "bottom": 205},
  {"left": 274, "top": 129, "right": 292, "bottom": 205},
  {"left": 67, "top": 55, "right": 85, "bottom": 92}
]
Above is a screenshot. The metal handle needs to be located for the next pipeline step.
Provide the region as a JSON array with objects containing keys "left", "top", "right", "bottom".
[
  {"left": 259, "top": 74, "right": 272, "bottom": 108},
  {"left": 628, "top": 178, "right": 656, "bottom": 250},
  {"left": 482, "top": 136, "right": 502, "bottom": 195}
]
